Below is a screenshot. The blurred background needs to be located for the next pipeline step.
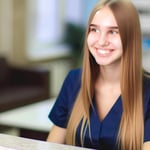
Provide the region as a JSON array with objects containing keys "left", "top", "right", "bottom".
[
  {"left": 0, "top": 0, "right": 150, "bottom": 96},
  {"left": 0, "top": 0, "right": 150, "bottom": 141},
  {"left": 0, "top": 0, "right": 99, "bottom": 97}
]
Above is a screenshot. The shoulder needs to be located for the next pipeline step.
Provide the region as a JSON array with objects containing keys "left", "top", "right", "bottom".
[
  {"left": 63, "top": 68, "right": 82, "bottom": 89},
  {"left": 58, "top": 68, "right": 82, "bottom": 104},
  {"left": 66, "top": 68, "right": 82, "bottom": 81},
  {"left": 48, "top": 69, "right": 82, "bottom": 128}
]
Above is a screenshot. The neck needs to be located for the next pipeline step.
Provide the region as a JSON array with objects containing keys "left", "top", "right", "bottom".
[{"left": 98, "top": 63, "right": 121, "bottom": 85}]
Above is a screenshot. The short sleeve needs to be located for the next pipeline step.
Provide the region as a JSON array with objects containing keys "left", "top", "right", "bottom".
[
  {"left": 143, "top": 77, "right": 150, "bottom": 142},
  {"left": 48, "top": 69, "right": 81, "bottom": 128},
  {"left": 144, "top": 97, "right": 150, "bottom": 142}
]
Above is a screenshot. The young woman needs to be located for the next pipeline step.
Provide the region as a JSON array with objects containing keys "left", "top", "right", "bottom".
[{"left": 47, "top": 0, "right": 150, "bottom": 149}]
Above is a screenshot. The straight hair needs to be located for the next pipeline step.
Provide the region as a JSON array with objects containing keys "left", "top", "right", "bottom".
[{"left": 66, "top": 0, "right": 144, "bottom": 149}]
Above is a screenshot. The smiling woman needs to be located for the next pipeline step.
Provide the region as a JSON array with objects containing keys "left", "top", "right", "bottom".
[{"left": 46, "top": 0, "right": 150, "bottom": 150}]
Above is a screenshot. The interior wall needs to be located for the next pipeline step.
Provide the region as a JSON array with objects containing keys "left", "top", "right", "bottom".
[
  {"left": 0, "top": 0, "right": 13, "bottom": 60},
  {"left": 12, "top": 0, "right": 27, "bottom": 65},
  {"left": 0, "top": 0, "right": 73, "bottom": 96},
  {"left": 0, "top": 0, "right": 28, "bottom": 65}
]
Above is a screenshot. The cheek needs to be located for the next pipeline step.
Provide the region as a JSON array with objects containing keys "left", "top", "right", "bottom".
[
  {"left": 87, "top": 36, "right": 94, "bottom": 55},
  {"left": 113, "top": 38, "right": 122, "bottom": 50},
  {"left": 87, "top": 35, "right": 95, "bottom": 48}
]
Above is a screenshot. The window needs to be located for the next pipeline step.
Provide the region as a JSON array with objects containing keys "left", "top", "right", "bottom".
[
  {"left": 26, "top": 0, "right": 99, "bottom": 60},
  {"left": 27, "top": 0, "right": 67, "bottom": 60}
]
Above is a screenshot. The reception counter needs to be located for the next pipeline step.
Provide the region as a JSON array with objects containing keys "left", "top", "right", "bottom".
[
  {"left": 0, "top": 99, "right": 55, "bottom": 140},
  {"left": 0, "top": 134, "right": 93, "bottom": 150}
]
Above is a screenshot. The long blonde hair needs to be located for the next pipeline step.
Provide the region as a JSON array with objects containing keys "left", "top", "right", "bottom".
[{"left": 66, "top": 0, "right": 144, "bottom": 150}]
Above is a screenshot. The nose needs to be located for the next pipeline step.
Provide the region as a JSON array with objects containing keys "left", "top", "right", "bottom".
[{"left": 97, "top": 32, "right": 109, "bottom": 46}]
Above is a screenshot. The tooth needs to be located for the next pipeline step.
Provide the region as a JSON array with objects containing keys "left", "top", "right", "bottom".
[{"left": 98, "top": 50, "right": 109, "bottom": 54}]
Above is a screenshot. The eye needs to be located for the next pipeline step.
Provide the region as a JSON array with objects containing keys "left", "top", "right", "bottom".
[
  {"left": 109, "top": 30, "right": 119, "bottom": 35},
  {"left": 89, "top": 27, "right": 100, "bottom": 33}
]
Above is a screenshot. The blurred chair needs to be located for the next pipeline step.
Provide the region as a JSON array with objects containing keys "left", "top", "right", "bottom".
[{"left": 0, "top": 57, "right": 50, "bottom": 112}]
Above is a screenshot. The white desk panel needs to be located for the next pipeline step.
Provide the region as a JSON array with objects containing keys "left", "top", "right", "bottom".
[
  {"left": 0, "top": 134, "right": 93, "bottom": 150},
  {"left": 0, "top": 98, "right": 55, "bottom": 132}
]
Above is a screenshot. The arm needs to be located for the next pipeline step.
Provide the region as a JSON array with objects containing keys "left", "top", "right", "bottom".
[
  {"left": 47, "top": 70, "right": 81, "bottom": 144},
  {"left": 143, "top": 142, "right": 150, "bottom": 150},
  {"left": 47, "top": 125, "right": 66, "bottom": 144}
]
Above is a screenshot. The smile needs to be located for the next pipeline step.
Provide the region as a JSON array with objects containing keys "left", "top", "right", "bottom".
[{"left": 97, "top": 49, "right": 113, "bottom": 55}]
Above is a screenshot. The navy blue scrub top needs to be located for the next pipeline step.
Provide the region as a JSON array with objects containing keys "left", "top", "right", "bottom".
[{"left": 49, "top": 69, "right": 150, "bottom": 150}]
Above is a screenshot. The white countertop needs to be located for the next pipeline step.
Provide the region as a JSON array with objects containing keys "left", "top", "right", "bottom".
[
  {"left": 0, "top": 134, "right": 93, "bottom": 150},
  {"left": 0, "top": 98, "right": 55, "bottom": 132}
]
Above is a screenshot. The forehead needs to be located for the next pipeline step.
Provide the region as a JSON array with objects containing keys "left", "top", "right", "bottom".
[{"left": 91, "top": 6, "right": 118, "bottom": 27}]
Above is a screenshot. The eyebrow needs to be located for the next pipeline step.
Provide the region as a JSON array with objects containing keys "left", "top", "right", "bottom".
[{"left": 89, "top": 24, "right": 119, "bottom": 29}]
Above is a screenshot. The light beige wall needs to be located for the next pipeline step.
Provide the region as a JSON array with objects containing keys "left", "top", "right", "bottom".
[
  {"left": 0, "top": 0, "right": 13, "bottom": 59},
  {"left": 0, "top": 0, "right": 68, "bottom": 66},
  {"left": 12, "top": 0, "right": 27, "bottom": 65},
  {"left": 0, "top": 0, "right": 27, "bottom": 65},
  {"left": 0, "top": 0, "right": 73, "bottom": 96}
]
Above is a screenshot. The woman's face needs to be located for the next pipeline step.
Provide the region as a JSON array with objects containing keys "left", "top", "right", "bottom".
[{"left": 87, "top": 6, "right": 123, "bottom": 67}]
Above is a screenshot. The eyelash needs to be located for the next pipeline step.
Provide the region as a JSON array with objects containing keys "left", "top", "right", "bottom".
[
  {"left": 89, "top": 27, "right": 99, "bottom": 33},
  {"left": 109, "top": 30, "right": 119, "bottom": 35},
  {"left": 89, "top": 27, "right": 119, "bottom": 35}
]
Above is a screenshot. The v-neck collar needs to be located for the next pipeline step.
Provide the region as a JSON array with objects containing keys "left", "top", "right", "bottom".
[
  {"left": 92, "top": 95, "right": 122, "bottom": 123},
  {"left": 88, "top": 96, "right": 122, "bottom": 148}
]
